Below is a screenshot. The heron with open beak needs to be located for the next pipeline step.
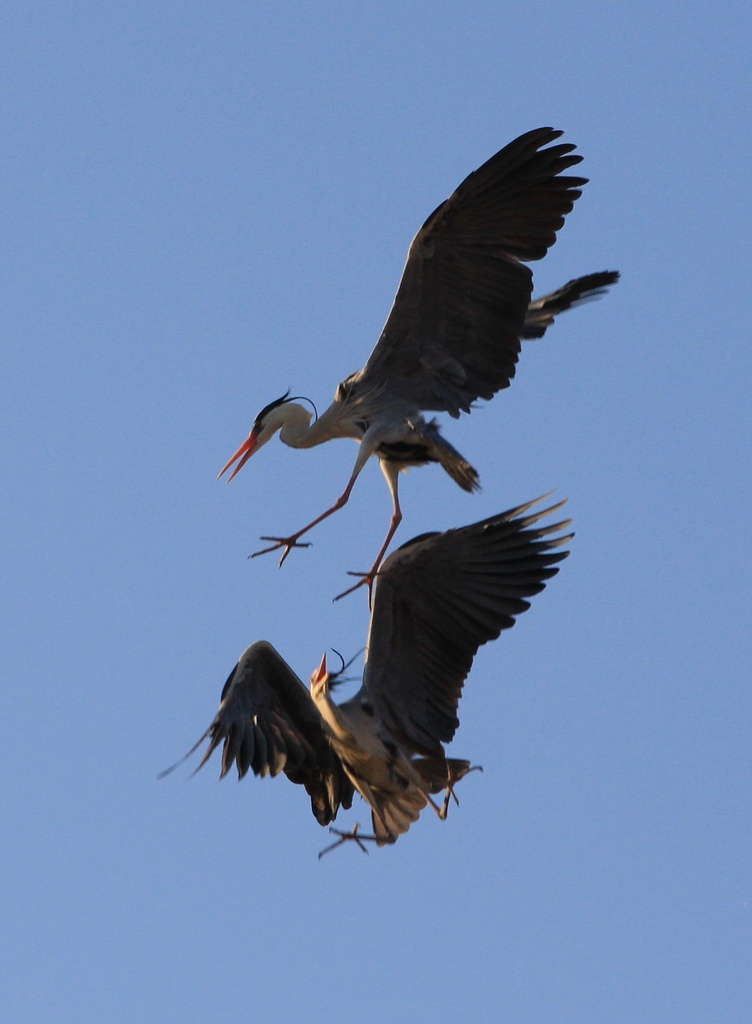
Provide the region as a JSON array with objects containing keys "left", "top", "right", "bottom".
[{"left": 165, "top": 495, "right": 572, "bottom": 853}]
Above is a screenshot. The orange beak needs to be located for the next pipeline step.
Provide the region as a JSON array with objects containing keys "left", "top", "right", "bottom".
[
  {"left": 311, "top": 652, "right": 328, "bottom": 691},
  {"left": 217, "top": 428, "right": 259, "bottom": 481}
]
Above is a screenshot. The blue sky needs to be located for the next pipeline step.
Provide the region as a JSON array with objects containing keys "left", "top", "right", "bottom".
[{"left": 2, "top": 4, "right": 750, "bottom": 1022}]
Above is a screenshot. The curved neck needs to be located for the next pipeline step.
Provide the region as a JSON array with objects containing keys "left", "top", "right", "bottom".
[
  {"left": 271, "top": 403, "right": 316, "bottom": 448},
  {"left": 275, "top": 399, "right": 354, "bottom": 449}
]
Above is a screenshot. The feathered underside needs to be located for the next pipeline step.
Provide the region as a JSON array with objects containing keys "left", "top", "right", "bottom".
[{"left": 367, "top": 756, "right": 478, "bottom": 846}]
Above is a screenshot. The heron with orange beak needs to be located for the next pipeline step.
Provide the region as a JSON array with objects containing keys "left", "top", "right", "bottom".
[
  {"left": 164, "top": 496, "right": 572, "bottom": 854},
  {"left": 218, "top": 127, "right": 616, "bottom": 599}
]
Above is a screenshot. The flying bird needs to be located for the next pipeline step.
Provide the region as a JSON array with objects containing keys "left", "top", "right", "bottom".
[
  {"left": 218, "top": 126, "right": 615, "bottom": 597},
  {"left": 165, "top": 496, "right": 572, "bottom": 854}
]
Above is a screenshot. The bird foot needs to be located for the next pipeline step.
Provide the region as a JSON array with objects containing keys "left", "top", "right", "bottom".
[
  {"left": 250, "top": 535, "right": 312, "bottom": 566},
  {"left": 439, "top": 764, "right": 484, "bottom": 819},
  {"left": 333, "top": 571, "right": 375, "bottom": 605},
  {"left": 318, "top": 822, "right": 389, "bottom": 859}
]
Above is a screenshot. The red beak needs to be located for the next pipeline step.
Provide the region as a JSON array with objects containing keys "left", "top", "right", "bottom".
[
  {"left": 217, "top": 429, "right": 259, "bottom": 481},
  {"left": 312, "top": 653, "right": 328, "bottom": 688}
]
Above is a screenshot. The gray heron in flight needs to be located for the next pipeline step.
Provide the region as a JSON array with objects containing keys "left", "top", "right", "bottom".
[
  {"left": 165, "top": 496, "right": 572, "bottom": 854},
  {"left": 218, "top": 127, "right": 615, "bottom": 597}
]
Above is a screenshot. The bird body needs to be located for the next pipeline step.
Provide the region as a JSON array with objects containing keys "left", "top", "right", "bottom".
[
  {"left": 219, "top": 127, "right": 617, "bottom": 592},
  {"left": 225, "top": 380, "right": 477, "bottom": 482},
  {"left": 169, "top": 496, "right": 572, "bottom": 850},
  {"left": 310, "top": 666, "right": 429, "bottom": 840}
]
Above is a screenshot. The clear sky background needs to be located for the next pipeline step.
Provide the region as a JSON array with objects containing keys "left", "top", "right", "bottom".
[{"left": 2, "top": 4, "right": 750, "bottom": 1022}]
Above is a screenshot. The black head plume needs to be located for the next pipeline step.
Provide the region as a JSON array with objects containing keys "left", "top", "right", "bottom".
[
  {"left": 254, "top": 389, "right": 318, "bottom": 429},
  {"left": 328, "top": 647, "right": 365, "bottom": 690}
]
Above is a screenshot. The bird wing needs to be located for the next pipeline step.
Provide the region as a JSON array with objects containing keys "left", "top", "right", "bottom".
[
  {"left": 522, "top": 270, "right": 620, "bottom": 339},
  {"left": 359, "top": 496, "right": 573, "bottom": 755},
  {"left": 353, "top": 128, "right": 587, "bottom": 417},
  {"left": 187, "top": 641, "right": 353, "bottom": 826}
]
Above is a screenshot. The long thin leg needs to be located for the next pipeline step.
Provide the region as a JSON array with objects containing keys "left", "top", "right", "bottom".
[
  {"left": 438, "top": 764, "right": 483, "bottom": 818},
  {"left": 249, "top": 439, "right": 382, "bottom": 566},
  {"left": 334, "top": 461, "right": 402, "bottom": 604},
  {"left": 251, "top": 474, "right": 359, "bottom": 565}
]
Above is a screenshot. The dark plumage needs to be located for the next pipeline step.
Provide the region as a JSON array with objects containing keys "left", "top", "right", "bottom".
[
  {"left": 167, "top": 496, "right": 572, "bottom": 849},
  {"left": 218, "top": 128, "right": 615, "bottom": 597}
]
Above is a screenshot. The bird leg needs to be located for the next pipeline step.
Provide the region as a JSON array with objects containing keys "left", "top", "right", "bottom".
[
  {"left": 412, "top": 758, "right": 483, "bottom": 820},
  {"left": 317, "top": 822, "right": 394, "bottom": 859},
  {"left": 334, "top": 465, "right": 403, "bottom": 604},
  {"left": 438, "top": 764, "right": 483, "bottom": 819},
  {"left": 250, "top": 474, "right": 360, "bottom": 566},
  {"left": 420, "top": 789, "right": 448, "bottom": 820}
]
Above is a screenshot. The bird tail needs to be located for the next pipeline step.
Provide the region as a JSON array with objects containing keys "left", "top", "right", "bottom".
[
  {"left": 523, "top": 269, "right": 620, "bottom": 339},
  {"left": 423, "top": 419, "right": 480, "bottom": 493},
  {"left": 371, "top": 787, "right": 427, "bottom": 846},
  {"left": 413, "top": 757, "right": 478, "bottom": 794},
  {"left": 370, "top": 758, "right": 480, "bottom": 844}
]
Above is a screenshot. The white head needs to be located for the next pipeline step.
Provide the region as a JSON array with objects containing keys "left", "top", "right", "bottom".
[{"left": 217, "top": 390, "right": 314, "bottom": 481}]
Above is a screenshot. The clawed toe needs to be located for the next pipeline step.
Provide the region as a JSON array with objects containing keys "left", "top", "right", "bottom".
[
  {"left": 250, "top": 536, "right": 313, "bottom": 564},
  {"left": 318, "top": 822, "right": 384, "bottom": 859},
  {"left": 333, "top": 572, "right": 374, "bottom": 604}
]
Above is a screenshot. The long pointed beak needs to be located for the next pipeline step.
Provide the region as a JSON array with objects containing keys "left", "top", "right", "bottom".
[
  {"left": 217, "top": 429, "right": 259, "bottom": 481},
  {"left": 311, "top": 652, "right": 328, "bottom": 692}
]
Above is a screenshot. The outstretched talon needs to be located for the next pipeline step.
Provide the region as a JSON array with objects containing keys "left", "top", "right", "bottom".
[
  {"left": 333, "top": 571, "right": 375, "bottom": 606},
  {"left": 249, "top": 535, "right": 312, "bottom": 566},
  {"left": 440, "top": 764, "right": 483, "bottom": 819},
  {"left": 318, "top": 822, "right": 392, "bottom": 859}
]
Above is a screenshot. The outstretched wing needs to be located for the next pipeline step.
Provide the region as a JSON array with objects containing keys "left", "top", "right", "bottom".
[
  {"left": 522, "top": 270, "right": 620, "bottom": 339},
  {"left": 183, "top": 641, "right": 353, "bottom": 826},
  {"left": 360, "top": 497, "right": 573, "bottom": 755},
  {"left": 352, "top": 128, "right": 587, "bottom": 416}
]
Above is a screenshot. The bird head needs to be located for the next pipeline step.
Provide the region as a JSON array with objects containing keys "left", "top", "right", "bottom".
[
  {"left": 309, "top": 652, "right": 330, "bottom": 701},
  {"left": 217, "top": 390, "right": 315, "bottom": 481}
]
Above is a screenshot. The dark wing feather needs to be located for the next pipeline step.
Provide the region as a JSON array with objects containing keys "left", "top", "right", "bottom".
[
  {"left": 192, "top": 641, "right": 353, "bottom": 826},
  {"left": 355, "top": 129, "right": 588, "bottom": 416},
  {"left": 361, "top": 497, "right": 573, "bottom": 755},
  {"left": 522, "top": 270, "right": 620, "bottom": 339}
]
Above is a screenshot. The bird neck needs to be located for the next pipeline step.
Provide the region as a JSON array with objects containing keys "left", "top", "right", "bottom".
[
  {"left": 278, "top": 397, "right": 364, "bottom": 448},
  {"left": 312, "top": 686, "right": 354, "bottom": 744},
  {"left": 271, "top": 403, "right": 316, "bottom": 449}
]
